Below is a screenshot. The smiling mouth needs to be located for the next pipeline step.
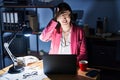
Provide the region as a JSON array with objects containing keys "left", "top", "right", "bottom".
[
  {"left": 62, "top": 20, "right": 68, "bottom": 23},
  {"left": 63, "top": 21, "right": 67, "bottom": 23},
  {"left": 62, "top": 21, "right": 68, "bottom": 25}
]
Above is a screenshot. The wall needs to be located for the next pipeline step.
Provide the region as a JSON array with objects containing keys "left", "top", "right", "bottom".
[
  {"left": 30, "top": 8, "right": 52, "bottom": 52},
  {"left": 116, "top": 0, "right": 120, "bottom": 32},
  {"left": 65, "top": 0, "right": 120, "bottom": 33},
  {"left": 30, "top": 0, "right": 120, "bottom": 52}
]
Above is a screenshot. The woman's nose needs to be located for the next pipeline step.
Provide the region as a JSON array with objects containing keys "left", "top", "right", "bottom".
[{"left": 63, "top": 15, "right": 67, "bottom": 19}]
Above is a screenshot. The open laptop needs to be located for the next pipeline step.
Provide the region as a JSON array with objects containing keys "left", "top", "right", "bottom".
[{"left": 42, "top": 54, "right": 77, "bottom": 75}]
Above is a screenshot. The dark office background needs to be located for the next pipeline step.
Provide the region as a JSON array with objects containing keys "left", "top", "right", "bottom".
[
  {"left": 0, "top": 0, "right": 120, "bottom": 69},
  {"left": 37, "top": 0, "right": 120, "bottom": 53}
]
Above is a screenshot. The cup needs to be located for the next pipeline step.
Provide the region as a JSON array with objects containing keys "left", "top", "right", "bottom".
[{"left": 79, "top": 60, "right": 88, "bottom": 71}]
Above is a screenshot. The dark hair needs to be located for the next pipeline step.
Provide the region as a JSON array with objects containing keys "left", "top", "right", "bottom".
[
  {"left": 55, "top": 2, "right": 74, "bottom": 33},
  {"left": 56, "top": 2, "right": 74, "bottom": 22},
  {"left": 57, "top": 2, "right": 72, "bottom": 13}
]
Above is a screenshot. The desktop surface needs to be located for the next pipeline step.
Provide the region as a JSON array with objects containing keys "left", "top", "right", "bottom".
[{"left": 0, "top": 59, "right": 100, "bottom": 80}]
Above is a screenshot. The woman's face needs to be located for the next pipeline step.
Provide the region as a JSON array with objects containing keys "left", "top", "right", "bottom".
[{"left": 57, "top": 10, "right": 71, "bottom": 26}]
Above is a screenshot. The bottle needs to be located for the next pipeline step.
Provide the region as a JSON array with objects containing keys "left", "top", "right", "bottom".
[
  {"left": 27, "top": 48, "right": 31, "bottom": 54},
  {"left": 96, "top": 17, "right": 103, "bottom": 34},
  {"left": 103, "top": 17, "right": 108, "bottom": 33}
]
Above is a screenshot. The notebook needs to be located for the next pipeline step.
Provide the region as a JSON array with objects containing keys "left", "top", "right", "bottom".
[{"left": 42, "top": 54, "right": 77, "bottom": 75}]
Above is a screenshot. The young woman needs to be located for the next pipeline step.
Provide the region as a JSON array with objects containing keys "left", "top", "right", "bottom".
[{"left": 39, "top": 2, "right": 87, "bottom": 64}]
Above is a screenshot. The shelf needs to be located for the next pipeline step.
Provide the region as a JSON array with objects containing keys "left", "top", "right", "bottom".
[
  {"left": 1, "top": 5, "right": 56, "bottom": 8},
  {"left": 0, "top": 0, "right": 64, "bottom": 69},
  {"left": 0, "top": 0, "right": 63, "bottom": 8}
]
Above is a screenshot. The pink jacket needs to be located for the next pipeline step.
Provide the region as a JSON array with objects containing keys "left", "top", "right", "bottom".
[{"left": 40, "top": 20, "right": 87, "bottom": 62}]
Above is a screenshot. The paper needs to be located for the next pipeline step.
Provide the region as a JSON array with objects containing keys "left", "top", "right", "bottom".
[{"left": 0, "top": 67, "right": 48, "bottom": 80}]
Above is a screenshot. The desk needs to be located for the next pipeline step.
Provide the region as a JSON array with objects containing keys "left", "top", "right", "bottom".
[{"left": 0, "top": 60, "right": 100, "bottom": 80}]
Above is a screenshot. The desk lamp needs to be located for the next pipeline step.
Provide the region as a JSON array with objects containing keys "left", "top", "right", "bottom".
[{"left": 4, "top": 23, "right": 32, "bottom": 74}]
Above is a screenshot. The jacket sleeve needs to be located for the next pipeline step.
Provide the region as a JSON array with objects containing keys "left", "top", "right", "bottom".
[
  {"left": 77, "top": 28, "right": 87, "bottom": 61},
  {"left": 39, "top": 20, "right": 58, "bottom": 42}
]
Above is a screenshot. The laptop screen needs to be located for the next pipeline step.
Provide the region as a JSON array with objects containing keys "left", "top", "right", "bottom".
[{"left": 42, "top": 54, "right": 77, "bottom": 75}]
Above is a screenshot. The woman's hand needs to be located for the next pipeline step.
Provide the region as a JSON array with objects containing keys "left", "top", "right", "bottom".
[{"left": 53, "top": 8, "right": 63, "bottom": 22}]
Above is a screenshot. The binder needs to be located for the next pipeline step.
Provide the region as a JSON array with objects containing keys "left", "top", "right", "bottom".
[{"left": 2, "top": 11, "right": 23, "bottom": 31}]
